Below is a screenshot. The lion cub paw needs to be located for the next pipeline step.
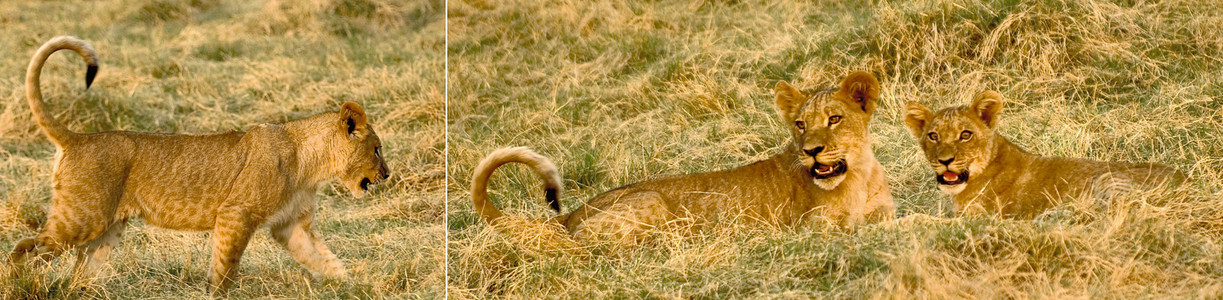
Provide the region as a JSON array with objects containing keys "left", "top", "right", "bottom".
[{"left": 311, "top": 265, "right": 349, "bottom": 281}]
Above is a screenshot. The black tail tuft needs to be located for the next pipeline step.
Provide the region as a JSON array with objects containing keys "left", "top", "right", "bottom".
[
  {"left": 85, "top": 64, "right": 98, "bottom": 88},
  {"left": 545, "top": 187, "right": 560, "bottom": 212}
]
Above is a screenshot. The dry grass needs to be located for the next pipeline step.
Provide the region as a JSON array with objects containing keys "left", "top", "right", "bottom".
[
  {"left": 0, "top": 0, "right": 443, "bottom": 298},
  {"left": 447, "top": 0, "right": 1223, "bottom": 298}
]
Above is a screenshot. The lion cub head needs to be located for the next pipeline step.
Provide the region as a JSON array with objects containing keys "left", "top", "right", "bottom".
[
  {"left": 334, "top": 102, "right": 390, "bottom": 198},
  {"left": 903, "top": 91, "right": 1005, "bottom": 195},
  {"left": 774, "top": 71, "right": 880, "bottom": 190}
]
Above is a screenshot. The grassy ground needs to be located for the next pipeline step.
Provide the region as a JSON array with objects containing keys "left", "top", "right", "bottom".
[
  {"left": 447, "top": 0, "right": 1223, "bottom": 298},
  {"left": 0, "top": 0, "right": 443, "bottom": 298}
]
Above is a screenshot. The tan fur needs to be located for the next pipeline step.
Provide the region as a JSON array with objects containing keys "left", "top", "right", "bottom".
[
  {"left": 904, "top": 91, "right": 1185, "bottom": 218},
  {"left": 471, "top": 72, "right": 895, "bottom": 245},
  {"left": 8, "top": 36, "right": 391, "bottom": 294}
]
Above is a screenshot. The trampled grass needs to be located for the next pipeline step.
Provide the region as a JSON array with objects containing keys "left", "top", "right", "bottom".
[
  {"left": 0, "top": 0, "right": 443, "bottom": 298},
  {"left": 447, "top": 0, "right": 1223, "bottom": 298}
]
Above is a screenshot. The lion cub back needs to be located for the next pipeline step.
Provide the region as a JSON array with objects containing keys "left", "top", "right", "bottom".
[{"left": 66, "top": 130, "right": 260, "bottom": 230}]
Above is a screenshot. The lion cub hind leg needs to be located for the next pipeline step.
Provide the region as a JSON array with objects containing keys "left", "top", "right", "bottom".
[
  {"left": 270, "top": 214, "right": 348, "bottom": 280},
  {"left": 10, "top": 176, "right": 123, "bottom": 267},
  {"left": 571, "top": 191, "right": 672, "bottom": 247}
]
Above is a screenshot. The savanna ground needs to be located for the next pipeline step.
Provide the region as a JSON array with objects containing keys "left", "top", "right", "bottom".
[
  {"left": 447, "top": 0, "right": 1223, "bottom": 298},
  {"left": 0, "top": 0, "right": 443, "bottom": 298}
]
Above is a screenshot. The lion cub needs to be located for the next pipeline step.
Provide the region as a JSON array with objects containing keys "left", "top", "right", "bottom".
[
  {"left": 904, "top": 91, "right": 1183, "bottom": 218},
  {"left": 471, "top": 72, "right": 895, "bottom": 244},
  {"left": 9, "top": 36, "right": 390, "bottom": 293}
]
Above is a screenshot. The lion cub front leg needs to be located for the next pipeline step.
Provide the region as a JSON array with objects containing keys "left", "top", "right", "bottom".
[
  {"left": 862, "top": 163, "right": 896, "bottom": 224},
  {"left": 209, "top": 209, "right": 259, "bottom": 294},
  {"left": 863, "top": 189, "right": 896, "bottom": 224},
  {"left": 270, "top": 213, "right": 347, "bottom": 280},
  {"left": 72, "top": 220, "right": 128, "bottom": 281}
]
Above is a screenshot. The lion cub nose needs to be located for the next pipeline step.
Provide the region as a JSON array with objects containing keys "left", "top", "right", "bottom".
[
  {"left": 938, "top": 158, "right": 954, "bottom": 166},
  {"left": 804, "top": 146, "right": 824, "bottom": 157}
]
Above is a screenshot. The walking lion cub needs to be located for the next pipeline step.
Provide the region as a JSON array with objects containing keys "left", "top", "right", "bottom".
[
  {"left": 904, "top": 91, "right": 1184, "bottom": 218},
  {"left": 8, "top": 36, "right": 390, "bottom": 293},
  {"left": 471, "top": 72, "right": 895, "bottom": 244}
]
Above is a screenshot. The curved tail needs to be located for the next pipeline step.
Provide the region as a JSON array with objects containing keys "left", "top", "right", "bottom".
[
  {"left": 27, "top": 36, "right": 99, "bottom": 145},
  {"left": 470, "top": 147, "right": 564, "bottom": 223}
]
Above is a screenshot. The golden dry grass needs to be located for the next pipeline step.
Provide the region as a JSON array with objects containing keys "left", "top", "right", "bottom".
[
  {"left": 447, "top": 0, "right": 1223, "bottom": 298},
  {"left": 0, "top": 0, "right": 443, "bottom": 298}
]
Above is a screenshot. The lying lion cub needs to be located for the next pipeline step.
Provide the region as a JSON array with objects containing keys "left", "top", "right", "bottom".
[
  {"left": 9, "top": 36, "right": 390, "bottom": 293},
  {"left": 904, "top": 91, "right": 1184, "bottom": 218},
  {"left": 471, "top": 72, "right": 895, "bottom": 243}
]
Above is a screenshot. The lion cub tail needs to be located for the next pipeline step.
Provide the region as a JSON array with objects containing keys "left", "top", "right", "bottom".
[
  {"left": 26, "top": 36, "right": 99, "bottom": 146},
  {"left": 470, "top": 147, "right": 564, "bottom": 223}
]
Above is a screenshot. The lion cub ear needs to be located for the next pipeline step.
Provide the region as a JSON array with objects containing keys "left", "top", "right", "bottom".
[
  {"left": 837, "top": 71, "right": 880, "bottom": 114},
  {"left": 774, "top": 81, "right": 805, "bottom": 121},
  {"left": 971, "top": 91, "right": 1004, "bottom": 128},
  {"left": 904, "top": 102, "right": 933, "bottom": 139},
  {"left": 339, "top": 102, "right": 368, "bottom": 136}
]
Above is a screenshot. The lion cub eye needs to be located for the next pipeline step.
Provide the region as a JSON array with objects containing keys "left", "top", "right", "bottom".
[
  {"left": 795, "top": 121, "right": 805, "bottom": 130},
  {"left": 375, "top": 146, "right": 382, "bottom": 156},
  {"left": 927, "top": 132, "right": 939, "bottom": 141},
  {"left": 828, "top": 115, "right": 841, "bottom": 125},
  {"left": 959, "top": 131, "right": 973, "bottom": 141}
]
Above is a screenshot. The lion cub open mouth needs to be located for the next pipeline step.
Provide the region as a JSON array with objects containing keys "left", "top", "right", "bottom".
[
  {"left": 811, "top": 159, "right": 847, "bottom": 179},
  {"left": 359, "top": 172, "right": 391, "bottom": 193},
  {"left": 936, "top": 171, "right": 968, "bottom": 185}
]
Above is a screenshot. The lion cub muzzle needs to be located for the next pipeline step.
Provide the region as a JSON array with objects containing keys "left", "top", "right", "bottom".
[
  {"left": 360, "top": 163, "right": 391, "bottom": 191},
  {"left": 803, "top": 146, "right": 847, "bottom": 179},
  {"left": 933, "top": 157, "right": 969, "bottom": 186},
  {"left": 355, "top": 161, "right": 390, "bottom": 195},
  {"left": 932, "top": 159, "right": 969, "bottom": 195},
  {"left": 800, "top": 145, "right": 849, "bottom": 190}
]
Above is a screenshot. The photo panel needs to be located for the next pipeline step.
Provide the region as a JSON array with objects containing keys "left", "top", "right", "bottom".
[
  {"left": 0, "top": 0, "right": 445, "bottom": 298},
  {"left": 445, "top": 0, "right": 1221, "bottom": 298}
]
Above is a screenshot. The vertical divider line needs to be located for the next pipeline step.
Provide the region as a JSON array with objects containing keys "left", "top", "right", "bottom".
[{"left": 442, "top": 0, "right": 450, "bottom": 297}]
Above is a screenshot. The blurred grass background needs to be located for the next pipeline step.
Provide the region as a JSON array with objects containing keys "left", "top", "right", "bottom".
[
  {"left": 0, "top": 0, "right": 443, "bottom": 298},
  {"left": 447, "top": 0, "right": 1223, "bottom": 298}
]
